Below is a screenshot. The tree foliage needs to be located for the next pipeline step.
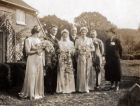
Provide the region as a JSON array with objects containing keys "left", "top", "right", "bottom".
[
  {"left": 74, "top": 12, "right": 116, "bottom": 31},
  {"left": 39, "top": 13, "right": 140, "bottom": 56},
  {"left": 74, "top": 12, "right": 117, "bottom": 43},
  {"left": 40, "top": 15, "right": 72, "bottom": 39},
  {"left": 117, "top": 29, "right": 140, "bottom": 54}
]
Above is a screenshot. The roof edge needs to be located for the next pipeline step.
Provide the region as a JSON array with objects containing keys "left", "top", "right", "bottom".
[{"left": 1, "top": 0, "right": 38, "bottom": 12}]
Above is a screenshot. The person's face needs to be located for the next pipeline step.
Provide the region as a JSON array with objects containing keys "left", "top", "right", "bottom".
[
  {"left": 90, "top": 31, "right": 97, "bottom": 38},
  {"left": 107, "top": 31, "right": 114, "bottom": 38},
  {"left": 71, "top": 29, "right": 77, "bottom": 35},
  {"left": 81, "top": 29, "right": 87, "bottom": 37},
  {"left": 50, "top": 27, "right": 58, "bottom": 36},
  {"left": 33, "top": 25, "right": 40, "bottom": 34},
  {"left": 62, "top": 32, "right": 68, "bottom": 41}
]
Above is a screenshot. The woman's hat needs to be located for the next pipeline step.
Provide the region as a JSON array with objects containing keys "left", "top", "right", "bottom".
[
  {"left": 106, "top": 27, "right": 116, "bottom": 34},
  {"left": 61, "top": 29, "right": 69, "bottom": 35},
  {"left": 80, "top": 27, "right": 88, "bottom": 33}
]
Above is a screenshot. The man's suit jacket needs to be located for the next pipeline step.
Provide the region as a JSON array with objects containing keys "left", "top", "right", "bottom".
[
  {"left": 44, "top": 34, "right": 59, "bottom": 68},
  {"left": 70, "top": 35, "right": 78, "bottom": 44},
  {"left": 92, "top": 38, "right": 104, "bottom": 66}
]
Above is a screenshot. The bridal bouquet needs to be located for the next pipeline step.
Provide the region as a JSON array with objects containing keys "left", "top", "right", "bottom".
[
  {"left": 42, "top": 40, "right": 55, "bottom": 53},
  {"left": 78, "top": 44, "right": 94, "bottom": 57},
  {"left": 78, "top": 45, "right": 89, "bottom": 55},
  {"left": 59, "top": 48, "right": 73, "bottom": 65},
  {"left": 34, "top": 40, "right": 54, "bottom": 55}
]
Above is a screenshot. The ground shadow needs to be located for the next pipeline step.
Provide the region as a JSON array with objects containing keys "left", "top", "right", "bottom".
[{"left": 120, "top": 76, "right": 140, "bottom": 89}]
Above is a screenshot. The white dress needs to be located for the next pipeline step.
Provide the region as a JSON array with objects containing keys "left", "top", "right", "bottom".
[
  {"left": 75, "top": 36, "right": 95, "bottom": 92},
  {"left": 20, "top": 37, "right": 44, "bottom": 100},
  {"left": 56, "top": 40, "right": 75, "bottom": 93}
]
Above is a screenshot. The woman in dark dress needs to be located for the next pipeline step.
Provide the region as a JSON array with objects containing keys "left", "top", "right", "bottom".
[{"left": 104, "top": 28, "right": 122, "bottom": 91}]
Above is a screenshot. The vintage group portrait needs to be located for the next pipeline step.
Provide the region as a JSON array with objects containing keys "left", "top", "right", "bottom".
[{"left": 0, "top": 0, "right": 140, "bottom": 105}]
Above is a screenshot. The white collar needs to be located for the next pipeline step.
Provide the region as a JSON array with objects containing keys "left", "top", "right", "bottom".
[
  {"left": 92, "top": 38, "right": 97, "bottom": 41},
  {"left": 71, "top": 34, "right": 76, "bottom": 37},
  {"left": 80, "top": 36, "right": 88, "bottom": 41},
  {"left": 50, "top": 34, "right": 55, "bottom": 39},
  {"left": 71, "top": 35, "right": 76, "bottom": 39}
]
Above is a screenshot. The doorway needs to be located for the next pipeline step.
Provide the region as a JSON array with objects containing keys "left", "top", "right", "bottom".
[{"left": 0, "top": 31, "right": 6, "bottom": 63}]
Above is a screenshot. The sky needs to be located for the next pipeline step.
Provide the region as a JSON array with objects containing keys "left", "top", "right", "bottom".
[{"left": 23, "top": 0, "right": 140, "bottom": 29}]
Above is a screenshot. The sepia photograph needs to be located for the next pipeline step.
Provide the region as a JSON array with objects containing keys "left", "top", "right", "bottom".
[{"left": 0, "top": 0, "right": 140, "bottom": 105}]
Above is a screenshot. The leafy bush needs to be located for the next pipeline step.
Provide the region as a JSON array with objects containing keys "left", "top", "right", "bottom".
[{"left": 117, "top": 29, "right": 140, "bottom": 55}]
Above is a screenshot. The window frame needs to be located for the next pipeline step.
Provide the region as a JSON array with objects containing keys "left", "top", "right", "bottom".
[{"left": 16, "top": 9, "right": 26, "bottom": 25}]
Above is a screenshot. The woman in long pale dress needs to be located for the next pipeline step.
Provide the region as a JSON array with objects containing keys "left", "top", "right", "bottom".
[
  {"left": 56, "top": 29, "right": 75, "bottom": 93},
  {"left": 75, "top": 27, "right": 95, "bottom": 93},
  {"left": 19, "top": 26, "right": 44, "bottom": 100}
]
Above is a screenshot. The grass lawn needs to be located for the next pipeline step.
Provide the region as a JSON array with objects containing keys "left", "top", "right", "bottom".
[{"left": 0, "top": 60, "right": 140, "bottom": 106}]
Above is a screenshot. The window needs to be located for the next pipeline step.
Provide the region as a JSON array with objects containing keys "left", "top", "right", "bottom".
[{"left": 16, "top": 9, "right": 26, "bottom": 25}]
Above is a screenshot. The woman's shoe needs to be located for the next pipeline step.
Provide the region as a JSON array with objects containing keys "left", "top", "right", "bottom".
[
  {"left": 115, "top": 86, "right": 119, "bottom": 91},
  {"left": 18, "top": 93, "right": 28, "bottom": 99},
  {"left": 110, "top": 84, "right": 115, "bottom": 89},
  {"left": 94, "top": 86, "right": 101, "bottom": 90},
  {"left": 86, "top": 90, "right": 89, "bottom": 93}
]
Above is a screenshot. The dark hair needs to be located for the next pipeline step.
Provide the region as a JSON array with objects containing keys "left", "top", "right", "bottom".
[
  {"left": 106, "top": 28, "right": 116, "bottom": 34},
  {"left": 49, "top": 24, "right": 58, "bottom": 30},
  {"left": 31, "top": 25, "right": 39, "bottom": 35}
]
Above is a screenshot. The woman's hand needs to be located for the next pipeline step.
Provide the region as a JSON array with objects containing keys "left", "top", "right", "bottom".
[{"left": 37, "top": 49, "right": 43, "bottom": 55}]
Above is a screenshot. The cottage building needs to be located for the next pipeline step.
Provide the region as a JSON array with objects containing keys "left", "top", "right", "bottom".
[{"left": 0, "top": 0, "right": 44, "bottom": 63}]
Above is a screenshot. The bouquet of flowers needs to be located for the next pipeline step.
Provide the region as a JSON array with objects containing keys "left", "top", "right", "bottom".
[
  {"left": 59, "top": 49, "right": 73, "bottom": 73},
  {"left": 42, "top": 40, "right": 55, "bottom": 53},
  {"left": 59, "top": 48, "right": 73, "bottom": 65},
  {"left": 78, "top": 44, "right": 89, "bottom": 55},
  {"left": 34, "top": 40, "right": 55, "bottom": 56},
  {"left": 34, "top": 43, "right": 43, "bottom": 55},
  {"left": 78, "top": 44, "right": 94, "bottom": 58}
]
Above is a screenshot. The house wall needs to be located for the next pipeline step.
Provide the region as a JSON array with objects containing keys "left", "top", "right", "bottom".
[
  {"left": 0, "top": 3, "right": 44, "bottom": 61},
  {"left": 0, "top": 3, "right": 39, "bottom": 35}
]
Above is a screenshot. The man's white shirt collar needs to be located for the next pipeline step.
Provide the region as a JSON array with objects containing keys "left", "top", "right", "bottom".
[{"left": 50, "top": 34, "right": 55, "bottom": 40}]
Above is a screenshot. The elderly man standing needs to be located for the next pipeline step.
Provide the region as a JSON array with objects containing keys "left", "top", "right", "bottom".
[
  {"left": 70, "top": 25, "right": 78, "bottom": 43},
  {"left": 90, "top": 30, "right": 104, "bottom": 90},
  {"left": 70, "top": 25, "right": 78, "bottom": 86}
]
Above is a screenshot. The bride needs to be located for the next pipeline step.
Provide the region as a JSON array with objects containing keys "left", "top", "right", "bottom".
[{"left": 56, "top": 29, "right": 75, "bottom": 93}]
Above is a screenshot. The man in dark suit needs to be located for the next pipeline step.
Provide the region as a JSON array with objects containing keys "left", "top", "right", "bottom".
[
  {"left": 44, "top": 25, "right": 59, "bottom": 94},
  {"left": 70, "top": 26, "right": 78, "bottom": 85}
]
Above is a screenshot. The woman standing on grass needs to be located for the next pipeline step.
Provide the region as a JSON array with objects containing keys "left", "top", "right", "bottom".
[
  {"left": 56, "top": 29, "right": 75, "bottom": 93},
  {"left": 19, "top": 25, "right": 44, "bottom": 100},
  {"left": 104, "top": 28, "right": 122, "bottom": 91},
  {"left": 75, "top": 27, "right": 95, "bottom": 93}
]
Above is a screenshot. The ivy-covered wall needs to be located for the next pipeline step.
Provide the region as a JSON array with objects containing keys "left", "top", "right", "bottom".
[{"left": 0, "top": 3, "right": 44, "bottom": 62}]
